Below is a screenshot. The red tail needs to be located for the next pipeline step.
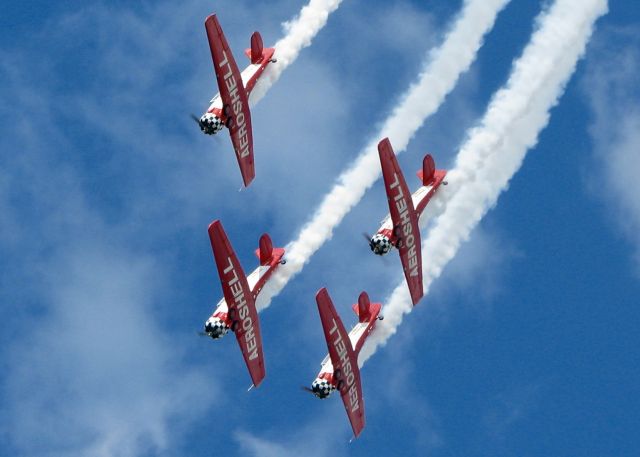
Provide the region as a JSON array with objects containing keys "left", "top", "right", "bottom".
[
  {"left": 416, "top": 154, "right": 436, "bottom": 186},
  {"left": 250, "top": 32, "right": 264, "bottom": 64},
  {"left": 421, "top": 154, "right": 436, "bottom": 185},
  {"left": 357, "top": 292, "right": 371, "bottom": 323},
  {"left": 256, "top": 233, "right": 273, "bottom": 266}
]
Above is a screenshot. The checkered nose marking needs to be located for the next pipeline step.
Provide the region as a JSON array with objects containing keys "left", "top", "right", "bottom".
[
  {"left": 199, "top": 113, "right": 225, "bottom": 135},
  {"left": 370, "top": 233, "right": 392, "bottom": 255},
  {"left": 204, "top": 316, "right": 230, "bottom": 339},
  {"left": 311, "top": 377, "right": 336, "bottom": 399}
]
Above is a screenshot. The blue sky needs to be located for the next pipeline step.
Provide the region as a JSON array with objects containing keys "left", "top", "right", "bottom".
[{"left": 1, "top": 1, "right": 639, "bottom": 456}]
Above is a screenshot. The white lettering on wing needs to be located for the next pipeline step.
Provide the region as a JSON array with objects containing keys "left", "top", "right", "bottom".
[
  {"left": 223, "top": 255, "right": 258, "bottom": 361},
  {"left": 389, "top": 173, "right": 419, "bottom": 277},
  {"left": 218, "top": 50, "right": 250, "bottom": 157},
  {"left": 328, "top": 318, "right": 360, "bottom": 414}
]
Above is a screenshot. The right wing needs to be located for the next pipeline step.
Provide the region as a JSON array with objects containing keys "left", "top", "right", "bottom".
[
  {"left": 205, "top": 15, "right": 255, "bottom": 187},
  {"left": 316, "top": 288, "right": 365, "bottom": 438},
  {"left": 209, "top": 220, "right": 265, "bottom": 387},
  {"left": 378, "top": 138, "right": 423, "bottom": 305}
]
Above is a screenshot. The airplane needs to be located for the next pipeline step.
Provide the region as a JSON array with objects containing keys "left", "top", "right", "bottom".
[
  {"left": 367, "top": 137, "right": 448, "bottom": 306},
  {"left": 194, "top": 14, "right": 277, "bottom": 187},
  {"left": 305, "top": 288, "right": 383, "bottom": 439},
  {"left": 203, "top": 219, "right": 285, "bottom": 388}
]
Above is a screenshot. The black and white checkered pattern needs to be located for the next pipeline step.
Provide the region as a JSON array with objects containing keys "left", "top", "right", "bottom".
[
  {"left": 204, "top": 317, "right": 229, "bottom": 339},
  {"left": 370, "top": 233, "right": 392, "bottom": 255},
  {"left": 311, "top": 378, "right": 335, "bottom": 399},
  {"left": 199, "top": 113, "right": 225, "bottom": 135}
]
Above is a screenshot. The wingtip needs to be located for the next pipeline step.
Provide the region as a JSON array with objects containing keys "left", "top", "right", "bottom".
[
  {"left": 208, "top": 219, "right": 222, "bottom": 233},
  {"left": 315, "top": 287, "right": 329, "bottom": 300},
  {"left": 377, "top": 137, "right": 391, "bottom": 149}
]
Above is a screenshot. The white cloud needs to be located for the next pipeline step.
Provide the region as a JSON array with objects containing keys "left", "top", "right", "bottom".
[
  {"left": 3, "top": 246, "right": 213, "bottom": 457},
  {"left": 431, "top": 224, "right": 522, "bottom": 311},
  {"left": 583, "top": 26, "right": 640, "bottom": 273},
  {"left": 234, "top": 418, "right": 348, "bottom": 457},
  {"left": 482, "top": 382, "right": 543, "bottom": 442}
]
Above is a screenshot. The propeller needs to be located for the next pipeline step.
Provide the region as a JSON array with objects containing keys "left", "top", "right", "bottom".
[
  {"left": 301, "top": 385, "right": 316, "bottom": 395},
  {"left": 190, "top": 113, "right": 204, "bottom": 131},
  {"left": 197, "top": 331, "right": 210, "bottom": 337},
  {"left": 192, "top": 113, "right": 224, "bottom": 144},
  {"left": 364, "top": 231, "right": 393, "bottom": 266},
  {"left": 362, "top": 232, "right": 375, "bottom": 249}
]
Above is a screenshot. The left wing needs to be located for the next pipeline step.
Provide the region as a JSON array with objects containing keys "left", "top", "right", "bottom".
[
  {"left": 205, "top": 14, "right": 255, "bottom": 187},
  {"left": 209, "top": 220, "right": 265, "bottom": 387},
  {"left": 378, "top": 138, "right": 423, "bottom": 305},
  {"left": 316, "top": 288, "right": 365, "bottom": 438}
]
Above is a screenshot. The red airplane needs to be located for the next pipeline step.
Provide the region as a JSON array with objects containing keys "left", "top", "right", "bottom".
[
  {"left": 203, "top": 220, "right": 285, "bottom": 388},
  {"left": 195, "top": 14, "right": 277, "bottom": 187},
  {"left": 305, "top": 288, "right": 382, "bottom": 439},
  {"left": 367, "top": 138, "right": 448, "bottom": 305}
]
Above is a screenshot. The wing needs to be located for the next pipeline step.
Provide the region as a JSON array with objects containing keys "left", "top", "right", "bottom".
[
  {"left": 209, "top": 220, "right": 265, "bottom": 387},
  {"left": 316, "top": 288, "right": 365, "bottom": 438},
  {"left": 378, "top": 138, "right": 423, "bottom": 305},
  {"left": 205, "top": 15, "right": 255, "bottom": 187}
]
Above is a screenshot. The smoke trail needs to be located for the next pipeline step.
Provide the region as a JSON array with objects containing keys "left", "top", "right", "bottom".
[
  {"left": 359, "top": 0, "right": 609, "bottom": 365},
  {"left": 257, "top": 0, "right": 510, "bottom": 311},
  {"left": 250, "top": 0, "right": 344, "bottom": 105}
]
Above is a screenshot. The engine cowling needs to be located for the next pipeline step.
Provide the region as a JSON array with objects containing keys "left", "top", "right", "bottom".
[
  {"left": 370, "top": 233, "right": 392, "bottom": 255},
  {"left": 204, "top": 316, "right": 229, "bottom": 339},
  {"left": 199, "top": 112, "right": 225, "bottom": 135},
  {"left": 310, "top": 377, "right": 336, "bottom": 399}
]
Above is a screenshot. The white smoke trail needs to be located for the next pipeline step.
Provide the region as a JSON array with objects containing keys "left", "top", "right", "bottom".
[
  {"left": 257, "top": 0, "right": 510, "bottom": 311},
  {"left": 250, "top": 0, "right": 344, "bottom": 105},
  {"left": 359, "top": 0, "right": 609, "bottom": 365}
]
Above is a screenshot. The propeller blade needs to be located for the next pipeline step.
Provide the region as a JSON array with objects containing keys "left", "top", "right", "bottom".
[
  {"left": 301, "top": 386, "right": 316, "bottom": 395},
  {"left": 197, "top": 331, "right": 210, "bottom": 337},
  {"left": 190, "top": 113, "right": 201, "bottom": 124},
  {"left": 362, "top": 232, "right": 373, "bottom": 243}
]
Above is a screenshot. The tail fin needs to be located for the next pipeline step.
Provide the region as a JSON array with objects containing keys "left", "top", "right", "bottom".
[
  {"left": 250, "top": 31, "right": 264, "bottom": 64},
  {"left": 354, "top": 292, "right": 372, "bottom": 323},
  {"left": 416, "top": 154, "right": 436, "bottom": 186},
  {"left": 256, "top": 233, "right": 274, "bottom": 266}
]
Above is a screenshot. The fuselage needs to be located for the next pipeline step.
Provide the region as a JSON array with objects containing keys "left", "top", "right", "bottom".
[
  {"left": 370, "top": 181, "right": 439, "bottom": 256},
  {"left": 310, "top": 312, "right": 379, "bottom": 399},
  {"left": 204, "top": 249, "right": 283, "bottom": 339},
  {"left": 198, "top": 48, "right": 275, "bottom": 135}
]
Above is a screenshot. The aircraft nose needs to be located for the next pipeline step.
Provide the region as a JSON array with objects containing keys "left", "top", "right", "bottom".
[
  {"left": 370, "top": 234, "right": 391, "bottom": 255},
  {"left": 311, "top": 378, "right": 333, "bottom": 399},
  {"left": 199, "top": 113, "right": 224, "bottom": 135},
  {"left": 204, "top": 318, "right": 229, "bottom": 339}
]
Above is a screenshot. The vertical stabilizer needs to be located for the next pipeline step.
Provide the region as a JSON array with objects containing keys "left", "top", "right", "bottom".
[
  {"left": 421, "top": 154, "right": 436, "bottom": 186},
  {"left": 257, "top": 233, "right": 273, "bottom": 266},
  {"left": 357, "top": 292, "right": 371, "bottom": 323},
  {"left": 250, "top": 32, "right": 264, "bottom": 64}
]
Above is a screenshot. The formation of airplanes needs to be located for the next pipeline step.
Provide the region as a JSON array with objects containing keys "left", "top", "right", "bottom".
[{"left": 196, "top": 14, "right": 449, "bottom": 439}]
